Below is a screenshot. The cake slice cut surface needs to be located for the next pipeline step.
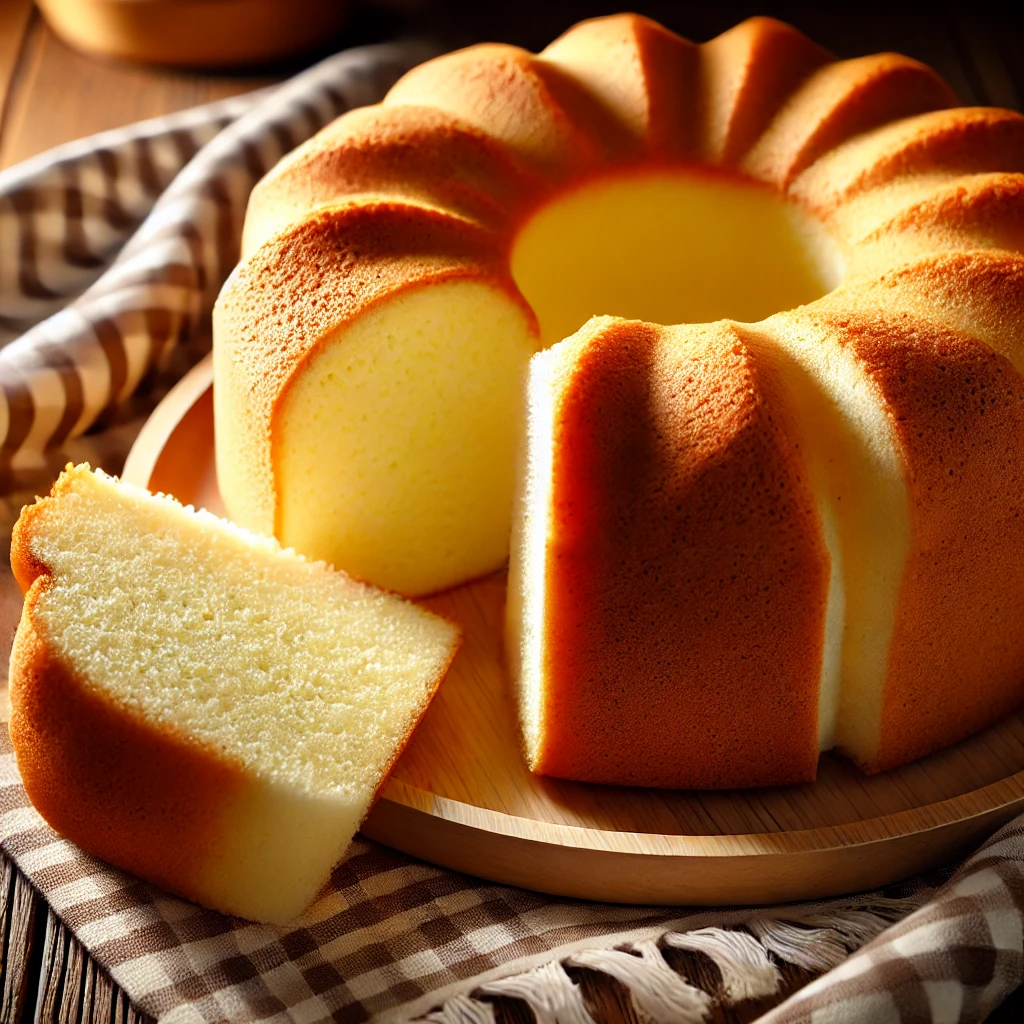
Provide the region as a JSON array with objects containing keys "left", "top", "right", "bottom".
[{"left": 9, "top": 465, "right": 460, "bottom": 923}]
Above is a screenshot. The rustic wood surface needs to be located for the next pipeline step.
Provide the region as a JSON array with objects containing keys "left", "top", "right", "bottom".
[{"left": 2, "top": 0, "right": 1024, "bottom": 1020}]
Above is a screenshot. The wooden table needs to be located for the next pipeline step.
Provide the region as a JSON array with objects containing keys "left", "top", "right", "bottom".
[{"left": 1, "top": 1, "right": 1023, "bottom": 1020}]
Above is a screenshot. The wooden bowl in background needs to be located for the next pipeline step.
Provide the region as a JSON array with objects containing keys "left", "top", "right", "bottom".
[{"left": 35, "top": 0, "right": 350, "bottom": 68}]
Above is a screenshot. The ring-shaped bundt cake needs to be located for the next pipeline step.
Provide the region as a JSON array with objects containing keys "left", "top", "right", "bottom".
[{"left": 214, "top": 14, "right": 1024, "bottom": 789}]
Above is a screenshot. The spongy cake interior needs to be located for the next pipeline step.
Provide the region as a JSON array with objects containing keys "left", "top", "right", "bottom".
[
  {"left": 507, "top": 333, "right": 572, "bottom": 769},
  {"left": 276, "top": 280, "right": 541, "bottom": 596},
  {"left": 27, "top": 468, "right": 459, "bottom": 798},
  {"left": 758, "top": 315, "right": 911, "bottom": 766},
  {"left": 510, "top": 169, "right": 843, "bottom": 346}
]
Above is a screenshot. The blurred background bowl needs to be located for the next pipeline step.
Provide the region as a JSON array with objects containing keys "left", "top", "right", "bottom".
[{"left": 35, "top": 0, "right": 351, "bottom": 68}]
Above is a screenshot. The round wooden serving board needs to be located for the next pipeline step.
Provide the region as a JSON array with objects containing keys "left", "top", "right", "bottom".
[{"left": 123, "top": 354, "right": 1024, "bottom": 906}]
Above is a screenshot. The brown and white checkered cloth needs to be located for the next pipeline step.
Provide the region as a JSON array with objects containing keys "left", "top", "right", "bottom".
[
  {"left": 2, "top": 38, "right": 1024, "bottom": 1024},
  {"left": 1, "top": 727, "right": 1023, "bottom": 1023},
  {"left": 0, "top": 39, "right": 431, "bottom": 484}
]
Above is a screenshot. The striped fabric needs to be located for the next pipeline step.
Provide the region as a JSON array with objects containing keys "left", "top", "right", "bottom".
[
  {"left": 0, "top": 39, "right": 431, "bottom": 481},
  {"left": 759, "top": 844, "right": 1024, "bottom": 1023},
  {"left": 1, "top": 727, "right": 1022, "bottom": 1023}
]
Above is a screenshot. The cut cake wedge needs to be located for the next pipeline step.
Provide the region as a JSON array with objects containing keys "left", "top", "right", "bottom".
[{"left": 8, "top": 465, "right": 460, "bottom": 924}]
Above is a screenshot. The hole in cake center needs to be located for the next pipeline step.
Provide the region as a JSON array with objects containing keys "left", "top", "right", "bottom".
[{"left": 510, "top": 168, "right": 842, "bottom": 346}]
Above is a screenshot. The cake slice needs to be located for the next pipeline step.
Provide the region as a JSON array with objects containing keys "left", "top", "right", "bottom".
[
  {"left": 507, "top": 316, "right": 835, "bottom": 789},
  {"left": 8, "top": 465, "right": 460, "bottom": 923}
]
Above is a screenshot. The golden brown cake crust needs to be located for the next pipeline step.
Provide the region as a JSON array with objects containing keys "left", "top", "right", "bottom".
[
  {"left": 242, "top": 105, "right": 552, "bottom": 256},
  {"left": 9, "top": 584, "right": 243, "bottom": 904},
  {"left": 216, "top": 200, "right": 534, "bottom": 537},
  {"left": 743, "top": 53, "right": 958, "bottom": 188},
  {"left": 537, "top": 320, "right": 829, "bottom": 788},
  {"left": 9, "top": 485, "right": 244, "bottom": 903},
  {"left": 384, "top": 42, "right": 634, "bottom": 179},
  {"left": 828, "top": 313, "right": 1024, "bottom": 771},
  {"left": 701, "top": 17, "right": 832, "bottom": 166},
  {"left": 865, "top": 173, "right": 1024, "bottom": 253},
  {"left": 222, "top": 201, "right": 512, "bottom": 399},
  {"left": 541, "top": 14, "right": 702, "bottom": 158},
  {"left": 813, "top": 251, "right": 1024, "bottom": 362},
  {"left": 795, "top": 108, "right": 1024, "bottom": 215}
]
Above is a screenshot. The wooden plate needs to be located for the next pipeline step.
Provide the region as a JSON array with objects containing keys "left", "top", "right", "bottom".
[{"left": 123, "top": 355, "right": 1024, "bottom": 905}]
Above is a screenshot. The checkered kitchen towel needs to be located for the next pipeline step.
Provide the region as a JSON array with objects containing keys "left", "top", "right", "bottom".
[
  {"left": 2, "top": 34, "right": 1024, "bottom": 1024},
  {"left": 0, "top": 38, "right": 431, "bottom": 484},
  {"left": 2, "top": 726, "right": 1024, "bottom": 1024}
]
